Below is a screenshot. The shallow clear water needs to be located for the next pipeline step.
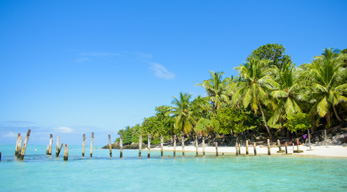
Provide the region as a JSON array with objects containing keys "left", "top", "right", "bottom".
[{"left": 1, "top": 145, "right": 346, "bottom": 192}]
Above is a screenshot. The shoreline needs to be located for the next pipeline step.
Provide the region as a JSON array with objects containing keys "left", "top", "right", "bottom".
[{"left": 150, "top": 145, "right": 347, "bottom": 158}]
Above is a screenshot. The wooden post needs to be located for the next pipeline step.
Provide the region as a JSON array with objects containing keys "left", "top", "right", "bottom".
[
  {"left": 324, "top": 129, "right": 327, "bottom": 147},
  {"left": 108, "top": 134, "right": 112, "bottom": 158},
  {"left": 64, "top": 144, "right": 68, "bottom": 161},
  {"left": 17, "top": 136, "right": 23, "bottom": 158},
  {"left": 285, "top": 142, "right": 288, "bottom": 154},
  {"left": 120, "top": 134, "right": 123, "bottom": 158},
  {"left": 267, "top": 139, "right": 271, "bottom": 155},
  {"left": 56, "top": 136, "right": 60, "bottom": 156},
  {"left": 56, "top": 136, "right": 63, "bottom": 157},
  {"left": 296, "top": 138, "right": 299, "bottom": 151},
  {"left": 236, "top": 142, "right": 239, "bottom": 156},
  {"left": 195, "top": 136, "right": 198, "bottom": 156},
  {"left": 182, "top": 136, "right": 185, "bottom": 157},
  {"left": 253, "top": 142, "right": 257, "bottom": 155},
  {"left": 48, "top": 134, "right": 53, "bottom": 155},
  {"left": 202, "top": 137, "right": 205, "bottom": 156},
  {"left": 148, "top": 134, "right": 151, "bottom": 158},
  {"left": 15, "top": 133, "right": 20, "bottom": 156},
  {"left": 308, "top": 129, "right": 312, "bottom": 151},
  {"left": 215, "top": 142, "right": 218, "bottom": 156},
  {"left": 82, "top": 134, "right": 86, "bottom": 157},
  {"left": 57, "top": 143, "right": 63, "bottom": 157},
  {"left": 139, "top": 135, "right": 142, "bottom": 158},
  {"left": 0, "top": 152, "right": 1, "bottom": 161},
  {"left": 246, "top": 140, "right": 249, "bottom": 155},
  {"left": 173, "top": 135, "right": 176, "bottom": 157},
  {"left": 161, "top": 136, "right": 164, "bottom": 157},
  {"left": 277, "top": 140, "right": 284, "bottom": 153},
  {"left": 19, "top": 129, "right": 31, "bottom": 160},
  {"left": 90, "top": 132, "right": 94, "bottom": 158},
  {"left": 239, "top": 143, "right": 241, "bottom": 155}
]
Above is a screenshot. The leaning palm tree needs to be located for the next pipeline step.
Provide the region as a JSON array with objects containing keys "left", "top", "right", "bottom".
[
  {"left": 300, "top": 48, "right": 347, "bottom": 128},
  {"left": 267, "top": 62, "right": 302, "bottom": 129},
  {"left": 196, "top": 71, "right": 229, "bottom": 111},
  {"left": 170, "top": 92, "right": 197, "bottom": 135},
  {"left": 232, "top": 57, "right": 278, "bottom": 137}
]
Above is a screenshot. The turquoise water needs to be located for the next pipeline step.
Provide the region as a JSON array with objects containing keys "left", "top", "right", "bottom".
[{"left": 0, "top": 145, "right": 346, "bottom": 192}]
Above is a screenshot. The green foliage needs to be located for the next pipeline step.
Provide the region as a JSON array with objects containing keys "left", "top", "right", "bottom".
[
  {"left": 284, "top": 112, "right": 311, "bottom": 133},
  {"left": 212, "top": 108, "right": 257, "bottom": 135},
  {"left": 112, "top": 45, "right": 347, "bottom": 147},
  {"left": 195, "top": 118, "right": 213, "bottom": 136},
  {"left": 248, "top": 43, "right": 292, "bottom": 69}
]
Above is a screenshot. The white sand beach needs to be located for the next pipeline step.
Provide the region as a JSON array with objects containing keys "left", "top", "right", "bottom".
[{"left": 151, "top": 145, "right": 347, "bottom": 158}]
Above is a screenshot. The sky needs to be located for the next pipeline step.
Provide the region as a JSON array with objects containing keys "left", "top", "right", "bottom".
[{"left": 0, "top": 0, "right": 346, "bottom": 145}]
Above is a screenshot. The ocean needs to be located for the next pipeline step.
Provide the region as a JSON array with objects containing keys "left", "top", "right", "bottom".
[{"left": 0, "top": 145, "right": 346, "bottom": 191}]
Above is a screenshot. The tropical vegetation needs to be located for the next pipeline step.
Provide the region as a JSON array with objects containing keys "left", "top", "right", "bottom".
[{"left": 115, "top": 44, "right": 347, "bottom": 145}]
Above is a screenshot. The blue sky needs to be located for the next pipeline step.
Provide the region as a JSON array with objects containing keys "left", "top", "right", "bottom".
[{"left": 0, "top": 0, "right": 346, "bottom": 145}]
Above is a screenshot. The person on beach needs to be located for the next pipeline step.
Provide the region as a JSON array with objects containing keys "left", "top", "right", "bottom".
[{"left": 303, "top": 134, "right": 307, "bottom": 144}]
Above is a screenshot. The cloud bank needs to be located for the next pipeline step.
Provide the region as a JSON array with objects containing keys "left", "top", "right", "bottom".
[{"left": 150, "top": 62, "right": 175, "bottom": 80}]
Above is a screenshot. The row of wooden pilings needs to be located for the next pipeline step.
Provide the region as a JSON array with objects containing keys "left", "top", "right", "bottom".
[{"left": 7, "top": 129, "right": 303, "bottom": 162}]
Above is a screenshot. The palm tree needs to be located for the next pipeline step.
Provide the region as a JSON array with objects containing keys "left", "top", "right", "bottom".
[
  {"left": 267, "top": 62, "right": 302, "bottom": 129},
  {"left": 232, "top": 57, "right": 277, "bottom": 137},
  {"left": 300, "top": 48, "right": 347, "bottom": 128},
  {"left": 196, "top": 71, "right": 229, "bottom": 111},
  {"left": 170, "top": 92, "right": 197, "bottom": 135}
]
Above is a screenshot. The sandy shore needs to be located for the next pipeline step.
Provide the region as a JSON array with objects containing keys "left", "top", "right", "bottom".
[{"left": 151, "top": 145, "right": 347, "bottom": 158}]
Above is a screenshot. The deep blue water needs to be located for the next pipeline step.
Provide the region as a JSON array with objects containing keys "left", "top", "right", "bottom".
[{"left": 0, "top": 145, "right": 346, "bottom": 192}]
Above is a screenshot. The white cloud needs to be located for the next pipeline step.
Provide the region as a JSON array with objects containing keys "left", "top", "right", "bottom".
[
  {"left": 3, "top": 131, "right": 17, "bottom": 138},
  {"left": 75, "top": 57, "right": 90, "bottom": 63},
  {"left": 150, "top": 62, "right": 175, "bottom": 80},
  {"left": 55, "top": 127, "right": 73, "bottom": 133},
  {"left": 80, "top": 52, "right": 119, "bottom": 57}
]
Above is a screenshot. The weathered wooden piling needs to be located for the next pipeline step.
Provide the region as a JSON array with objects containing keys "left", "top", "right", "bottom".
[
  {"left": 239, "top": 143, "right": 241, "bottom": 155},
  {"left": 108, "top": 134, "right": 112, "bottom": 158},
  {"left": 46, "top": 145, "right": 50, "bottom": 155},
  {"left": 139, "top": 135, "right": 142, "bottom": 158},
  {"left": 267, "top": 139, "right": 271, "bottom": 155},
  {"left": 148, "top": 134, "right": 151, "bottom": 158},
  {"left": 90, "top": 132, "right": 94, "bottom": 158},
  {"left": 17, "top": 136, "right": 23, "bottom": 159},
  {"left": 64, "top": 144, "right": 68, "bottom": 161},
  {"left": 215, "top": 142, "right": 218, "bottom": 156},
  {"left": 277, "top": 140, "right": 284, "bottom": 153},
  {"left": 82, "top": 134, "right": 86, "bottom": 157},
  {"left": 324, "top": 129, "right": 327, "bottom": 147},
  {"left": 202, "top": 137, "right": 205, "bottom": 156},
  {"left": 253, "top": 142, "right": 257, "bottom": 155},
  {"left": 19, "top": 129, "right": 31, "bottom": 160},
  {"left": 160, "top": 136, "right": 164, "bottom": 157},
  {"left": 0, "top": 152, "right": 1, "bottom": 161},
  {"left": 48, "top": 134, "right": 53, "bottom": 155},
  {"left": 181, "top": 136, "right": 185, "bottom": 157},
  {"left": 293, "top": 139, "right": 303, "bottom": 153},
  {"left": 120, "top": 134, "right": 123, "bottom": 158},
  {"left": 56, "top": 136, "right": 63, "bottom": 157},
  {"left": 195, "top": 136, "right": 198, "bottom": 156},
  {"left": 285, "top": 142, "right": 288, "bottom": 154},
  {"left": 173, "top": 135, "right": 176, "bottom": 157},
  {"left": 236, "top": 142, "right": 239, "bottom": 156},
  {"left": 246, "top": 140, "right": 249, "bottom": 155},
  {"left": 308, "top": 129, "right": 312, "bottom": 151},
  {"left": 56, "top": 136, "right": 60, "bottom": 156},
  {"left": 15, "top": 133, "right": 20, "bottom": 156}
]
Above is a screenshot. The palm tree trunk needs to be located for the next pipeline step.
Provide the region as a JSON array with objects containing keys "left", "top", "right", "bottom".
[
  {"left": 332, "top": 104, "right": 343, "bottom": 122},
  {"left": 258, "top": 103, "right": 273, "bottom": 138}
]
